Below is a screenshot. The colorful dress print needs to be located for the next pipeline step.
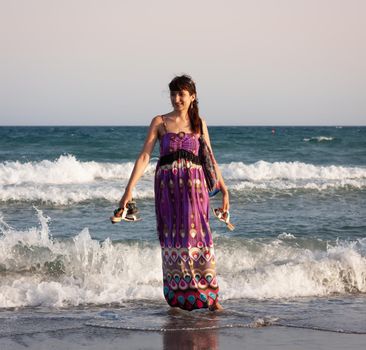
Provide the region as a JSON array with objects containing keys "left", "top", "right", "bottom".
[{"left": 154, "top": 125, "right": 219, "bottom": 311}]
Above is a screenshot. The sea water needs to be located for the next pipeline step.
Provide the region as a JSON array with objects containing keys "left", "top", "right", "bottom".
[{"left": 0, "top": 126, "right": 365, "bottom": 336}]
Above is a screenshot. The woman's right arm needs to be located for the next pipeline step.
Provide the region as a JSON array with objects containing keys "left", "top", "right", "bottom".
[{"left": 119, "top": 116, "right": 161, "bottom": 208}]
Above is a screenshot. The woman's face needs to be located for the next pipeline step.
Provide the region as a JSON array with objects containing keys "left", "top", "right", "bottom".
[{"left": 170, "top": 89, "right": 195, "bottom": 111}]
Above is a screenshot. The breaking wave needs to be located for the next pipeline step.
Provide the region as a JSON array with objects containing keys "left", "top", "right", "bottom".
[{"left": 0, "top": 210, "right": 365, "bottom": 308}]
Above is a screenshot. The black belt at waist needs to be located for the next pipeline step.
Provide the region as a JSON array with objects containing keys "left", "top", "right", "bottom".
[{"left": 159, "top": 149, "right": 201, "bottom": 166}]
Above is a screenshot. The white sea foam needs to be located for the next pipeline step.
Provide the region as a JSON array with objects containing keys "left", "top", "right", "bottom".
[
  {"left": 221, "top": 160, "right": 366, "bottom": 181},
  {"left": 231, "top": 178, "right": 366, "bottom": 192},
  {"left": 0, "top": 183, "right": 155, "bottom": 205},
  {"left": 303, "top": 136, "right": 335, "bottom": 142},
  {"left": 0, "top": 154, "right": 156, "bottom": 185},
  {"left": 0, "top": 209, "right": 162, "bottom": 307},
  {"left": 277, "top": 232, "right": 296, "bottom": 240},
  {"left": 0, "top": 211, "right": 365, "bottom": 307},
  {"left": 227, "top": 160, "right": 366, "bottom": 192},
  {"left": 217, "top": 236, "right": 366, "bottom": 300},
  {"left": 0, "top": 156, "right": 365, "bottom": 204}
]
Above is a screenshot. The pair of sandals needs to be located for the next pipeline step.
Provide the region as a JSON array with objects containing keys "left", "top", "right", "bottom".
[
  {"left": 110, "top": 200, "right": 234, "bottom": 231},
  {"left": 110, "top": 200, "right": 141, "bottom": 224},
  {"left": 212, "top": 208, "right": 235, "bottom": 231}
]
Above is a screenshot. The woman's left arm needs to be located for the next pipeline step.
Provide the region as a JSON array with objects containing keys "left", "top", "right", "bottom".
[{"left": 201, "top": 118, "right": 230, "bottom": 212}]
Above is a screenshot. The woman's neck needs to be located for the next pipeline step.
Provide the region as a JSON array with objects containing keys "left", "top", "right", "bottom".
[{"left": 172, "top": 110, "right": 189, "bottom": 121}]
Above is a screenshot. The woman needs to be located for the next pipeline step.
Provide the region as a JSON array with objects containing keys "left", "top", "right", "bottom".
[{"left": 119, "top": 75, "right": 230, "bottom": 311}]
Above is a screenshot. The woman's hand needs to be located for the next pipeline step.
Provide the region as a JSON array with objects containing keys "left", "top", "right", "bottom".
[
  {"left": 119, "top": 189, "right": 133, "bottom": 209},
  {"left": 221, "top": 187, "right": 230, "bottom": 212}
]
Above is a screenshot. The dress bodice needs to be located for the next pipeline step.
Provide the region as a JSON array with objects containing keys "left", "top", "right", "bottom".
[{"left": 159, "top": 132, "right": 200, "bottom": 157}]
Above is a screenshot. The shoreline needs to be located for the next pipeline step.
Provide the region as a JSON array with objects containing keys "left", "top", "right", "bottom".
[{"left": 1, "top": 325, "right": 365, "bottom": 350}]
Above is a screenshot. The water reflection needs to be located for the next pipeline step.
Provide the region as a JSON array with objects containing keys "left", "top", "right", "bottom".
[{"left": 162, "top": 312, "right": 219, "bottom": 350}]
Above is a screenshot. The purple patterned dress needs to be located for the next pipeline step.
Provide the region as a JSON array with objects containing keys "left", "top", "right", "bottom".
[{"left": 154, "top": 128, "right": 220, "bottom": 311}]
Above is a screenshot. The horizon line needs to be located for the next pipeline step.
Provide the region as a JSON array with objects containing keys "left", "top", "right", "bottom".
[{"left": 0, "top": 124, "right": 365, "bottom": 127}]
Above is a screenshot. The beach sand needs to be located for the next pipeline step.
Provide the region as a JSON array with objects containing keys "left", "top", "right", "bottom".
[{"left": 1, "top": 325, "right": 365, "bottom": 350}]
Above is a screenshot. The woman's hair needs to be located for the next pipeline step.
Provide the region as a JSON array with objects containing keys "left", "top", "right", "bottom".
[{"left": 169, "top": 74, "right": 201, "bottom": 134}]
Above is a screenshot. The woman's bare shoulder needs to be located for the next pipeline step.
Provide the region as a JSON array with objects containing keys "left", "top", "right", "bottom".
[
  {"left": 150, "top": 115, "right": 166, "bottom": 130},
  {"left": 150, "top": 115, "right": 167, "bottom": 138},
  {"left": 151, "top": 115, "right": 163, "bottom": 124}
]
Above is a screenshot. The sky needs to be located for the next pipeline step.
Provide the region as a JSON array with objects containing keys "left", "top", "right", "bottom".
[{"left": 0, "top": 0, "right": 365, "bottom": 126}]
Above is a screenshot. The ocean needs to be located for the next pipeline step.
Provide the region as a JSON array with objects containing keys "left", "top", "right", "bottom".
[{"left": 0, "top": 125, "right": 365, "bottom": 341}]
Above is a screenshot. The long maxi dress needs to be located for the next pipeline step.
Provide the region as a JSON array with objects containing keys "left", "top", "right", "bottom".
[{"left": 154, "top": 116, "right": 220, "bottom": 310}]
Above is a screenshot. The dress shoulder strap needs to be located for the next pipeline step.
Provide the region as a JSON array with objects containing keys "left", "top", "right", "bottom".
[
  {"left": 199, "top": 118, "right": 204, "bottom": 137},
  {"left": 160, "top": 115, "right": 167, "bottom": 132}
]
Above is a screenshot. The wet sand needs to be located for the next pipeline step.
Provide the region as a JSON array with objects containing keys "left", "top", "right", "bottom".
[{"left": 1, "top": 325, "right": 365, "bottom": 350}]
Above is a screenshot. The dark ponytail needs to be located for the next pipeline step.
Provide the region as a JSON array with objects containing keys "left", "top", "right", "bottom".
[{"left": 169, "top": 74, "right": 202, "bottom": 134}]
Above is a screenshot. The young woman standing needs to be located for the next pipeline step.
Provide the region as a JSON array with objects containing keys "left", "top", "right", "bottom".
[{"left": 119, "top": 75, "right": 229, "bottom": 311}]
